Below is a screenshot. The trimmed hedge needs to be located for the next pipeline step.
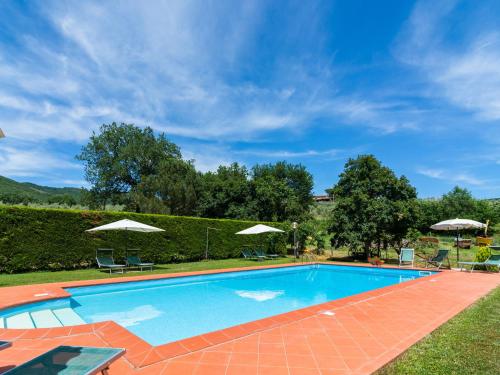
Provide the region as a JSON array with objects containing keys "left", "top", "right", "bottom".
[{"left": 0, "top": 206, "right": 288, "bottom": 273}]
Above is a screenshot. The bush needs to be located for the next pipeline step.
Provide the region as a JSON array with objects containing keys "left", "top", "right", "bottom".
[
  {"left": 0, "top": 206, "right": 288, "bottom": 273},
  {"left": 474, "top": 246, "right": 492, "bottom": 263}
]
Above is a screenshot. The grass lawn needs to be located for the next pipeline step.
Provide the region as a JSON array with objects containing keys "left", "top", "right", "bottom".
[
  {"left": 0, "top": 257, "right": 295, "bottom": 287},
  {"left": 324, "top": 235, "right": 497, "bottom": 269},
  {"left": 1, "top": 239, "right": 494, "bottom": 287},
  {"left": 376, "top": 286, "right": 500, "bottom": 375}
]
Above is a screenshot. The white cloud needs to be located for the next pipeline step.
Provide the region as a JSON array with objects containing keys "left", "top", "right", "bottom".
[
  {"left": 417, "top": 167, "right": 484, "bottom": 186},
  {"left": 1, "top": 0, "right": 424, "bottom": 151},
  {"left": 395, "top": 0, "right": 500, "bottom": 121},
  {"left": 0, "top": 146, "right": 80, "bottom": 178},
  {"left": 182, "top": 148, "right": 233, "bottom": 173},
  {"left": 417, "top": 168, "right": 444, "bottom": 179},
  {"left": 237, "top": 148, "right": 341, "bottom": 158}
]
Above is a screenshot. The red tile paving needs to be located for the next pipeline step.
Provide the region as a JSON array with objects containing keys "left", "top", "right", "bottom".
[{"left": 0, "top": 263, "right": 498, "bottom": 374}]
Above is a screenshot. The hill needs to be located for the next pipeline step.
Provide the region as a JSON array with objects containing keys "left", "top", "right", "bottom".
[{"left": 0, "top": 176, "right": 82, "bottom": 202}]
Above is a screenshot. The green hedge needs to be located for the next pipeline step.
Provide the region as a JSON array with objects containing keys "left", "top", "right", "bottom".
[{"left": 0, "top": 206, "right": 288, "bottom": 273}]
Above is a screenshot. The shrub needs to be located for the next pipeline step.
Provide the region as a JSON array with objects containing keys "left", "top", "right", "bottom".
[
  {"left": 0, "top": 206, "right": 288, "bottom": 273},
  {"left": 474, "top": 246, "right": 491, "bottom": 263}
]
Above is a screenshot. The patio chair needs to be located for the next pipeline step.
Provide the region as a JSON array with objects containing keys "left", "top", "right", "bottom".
[
  {"left": 241, "top": 249, "right": 257, "bottom": 260},
  {"left": 399, "top": 248, "right": 415, "bottom": 267},
  {"left": 0, "top": 341, "right": 11, "bottom": 351},
  {"left": 252, "top": 249, "right": 267, "bottom": 261},
  {"left": 4, "top": 345, "right": 125, "bottom": 375},
  {"left": 126, "top": 249, "right": 154, "bottom": 271},
  {"left": 96, "top": 249, "right": 126, "bottom": 274},
  {"left": 425, "top": 249, "right": 451, "bottom": 269},
  {"left": 458, "top": 254, "right": 500, "bottom": 273},
  {"left": 255, "top": 248, "right": 279, "bottom": 259}
]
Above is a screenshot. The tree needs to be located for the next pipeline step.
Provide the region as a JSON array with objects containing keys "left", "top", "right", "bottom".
[
  {"left": 197, "top": 163, "right": 255, "bottom": 219},
  {"left": 48, "top": 194, "right": 77, "bottom": 207},
  {"left": 414, "top": 198, "right": 441, "bottom": 233},
  {"left": 441, "top": 186, "right": 477, "bottom": 219},
  {"left": 0, "top": 193, "right": 39, "bottom": 205},
  {"left": 251, "top": 161, "right": 313, "bottom": 222},
  {"left": 415, "top": 187, "right": 500, "bottom": 234},
  {"left": 132, "top": 158, "right": 200, "bottom": 215},
  {"left": 77, "top": 123, "right": 182, "bottom": 210},
  {"left": 328, "top": 155, "right": 418, "bottom": 258}
]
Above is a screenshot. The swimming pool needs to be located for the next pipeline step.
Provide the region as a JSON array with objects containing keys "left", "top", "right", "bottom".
[{"left": 0, "top": 265, "right": 432, "bottom": 346}]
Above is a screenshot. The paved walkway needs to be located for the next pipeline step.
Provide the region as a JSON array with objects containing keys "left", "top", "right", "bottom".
[{"left": 0, "top": 265, "right": 498, "bottom": 374}]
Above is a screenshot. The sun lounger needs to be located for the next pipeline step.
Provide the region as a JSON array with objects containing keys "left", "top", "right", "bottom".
[
  {"left": 255, "top": 249, "right": 279, "bottom": 259},
  {"left": 4, "top": 345, "right": 125, "bottom": 375},
  {"left": 252, "top": 249, "right": 268, "bottom": 261},
  {"left": 425, "top": 249, "right": 451, "bottom": 269},
  {"left": 96, "top": 249, "right": 125, "bottom": 274},
  {"left": 126, "top": 249, "right": 154, "bottom": 271},
  {"left": 242, "top": 249, "right": 257, "bottom": 260},
  {"left": 458, "top": 254, "right": 500, "bottom": 272},
  {"left": 0, "top": 341, "right": 11, "bottom": 351},
  {"left": 399, "top": 248, "right": 415, "bottom": 267}
]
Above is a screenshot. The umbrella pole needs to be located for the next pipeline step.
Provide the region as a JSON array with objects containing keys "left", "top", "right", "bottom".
[{"left": 456, "top": 229, "right": 459, "bottom": 264}]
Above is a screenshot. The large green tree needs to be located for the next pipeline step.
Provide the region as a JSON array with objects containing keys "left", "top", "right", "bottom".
[
  {"left": 251, "top": 161, "right": 314, "bottom": 222},
  {"left": 441, "top": 186, "right": 477, "bottom": 219},
  {"left": 328, "top": 155, "right": 418, "bottom": 258},
  {"left": 132, "top": 158, "right": 201, "bottom": 215},
  {"left": 77, "top": 123, "right": 182, "bottom": 210},
  {"left": 197, "top": 163, "right": 255, "bottom": 219}
]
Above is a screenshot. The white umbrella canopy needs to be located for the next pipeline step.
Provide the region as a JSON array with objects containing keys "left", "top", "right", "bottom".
[
  {"left": 430, "top": 218, "right": 486, "bottom": 263},
  {"left": 430, "top": 218, "right": 486, "bottom": 231},
  {"left": 86, "top": 219, "right": 164, "bottom": 252},
  {"left": 86, "top": 219, "right": 165, "bottom": 233},
  {"left": 236, "top": 224, "right": 284, "bottom": 235}
]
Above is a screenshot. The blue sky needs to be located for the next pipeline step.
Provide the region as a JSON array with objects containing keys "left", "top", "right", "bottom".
[{"left": 0, "top": 0, "right": 499, "bottom": 198}]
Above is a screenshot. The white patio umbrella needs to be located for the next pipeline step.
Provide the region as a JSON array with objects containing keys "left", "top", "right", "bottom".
[
  {"left": 236, "top": 224, "right": 285, "bottom": 253},
  {"left": 430, "top": 218, "right": 486, "bottom": 262},
  {"left": 86, "top": 219, "right": 164, "bottom": 250},
  {"left": 235, "top": 224, "right": 284, "bottom": 235}
]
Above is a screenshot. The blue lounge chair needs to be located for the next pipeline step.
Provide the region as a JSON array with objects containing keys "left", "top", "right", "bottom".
[
  {"left": 96, "top": 249, "right": 125, "bottom": 274},
  {"left": 458, "top": 254, "right": 500, "bottom": 272},
  {"left": 425, "top": 249, "right": 451, "bottom": 269},
  {"left": 241, "top": 249, "right": 257, "bottom": 260},
  {"left": 399, "top": 248, "right": 415, "bottom": 267},
  {"left": 255, "top": 249, "right": 279, "bottom": 259},
  {"left": 126, "top": 249, "right": 154, "bottom": 271},
  {"left": 0, "top": 341, "right": 11, "bottom": 351},
  {"left": 4, "top": 346, "right": 125, "bottom": 375},
  {"left": 252, "top": 249, "right": 267, "bottom": 261}
]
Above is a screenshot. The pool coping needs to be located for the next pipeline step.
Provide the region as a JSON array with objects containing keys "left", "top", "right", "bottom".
[{"left": 0, "top": 261, "right": 444, "bottom": 368}]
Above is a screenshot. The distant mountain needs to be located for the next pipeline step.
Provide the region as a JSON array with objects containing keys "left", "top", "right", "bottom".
[{"left": 0, "top": 175, "right": 82, "bottom": 202}]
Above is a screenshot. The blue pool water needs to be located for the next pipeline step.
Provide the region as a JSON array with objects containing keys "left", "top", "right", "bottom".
[{"left": 0, "top": 265, "right": 432, "bottom": 345}]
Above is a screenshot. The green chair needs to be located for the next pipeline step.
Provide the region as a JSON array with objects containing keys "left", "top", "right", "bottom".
[
  {"left": 96, "top": 249, "right": 125, "bottom": 274},
  {"left": 125, "top": 249, "right": 154, "bottom": 271},
  {"left": 0, "top": 341, "right": 11, "bottom": 351},
  {"left": 425, "top": 249, "right": 451, "bottom": 269},
  {"left": 4, "top": 346, "right": 125, "bottom": 375},
  {"left": 255, "top": 249, "right": 279, "bottom": 259},
  {"left": 252, "top": 249, "right": 268, "bottom": 261},
  {"left": 241, "top": 249, "right": 256, "bottom": 260},
  {"left": 458, "top": 254, "right": 500, "bottom": 272},
  {"left": 399, "top": 248, "right": 415, "bottom": 267}
]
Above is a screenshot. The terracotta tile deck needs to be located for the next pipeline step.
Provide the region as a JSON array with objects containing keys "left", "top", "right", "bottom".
[{"left": 0, "top": 263, "right": 498, "bottom": 374}]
